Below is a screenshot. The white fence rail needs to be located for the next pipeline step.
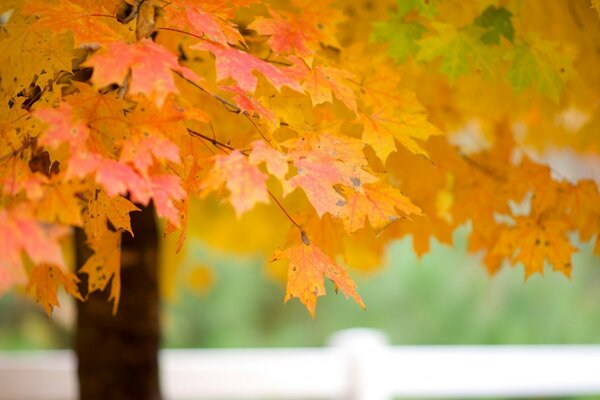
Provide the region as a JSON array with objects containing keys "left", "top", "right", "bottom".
[{"left": 1, "top": 329, "right": 600, "bottom": 400}]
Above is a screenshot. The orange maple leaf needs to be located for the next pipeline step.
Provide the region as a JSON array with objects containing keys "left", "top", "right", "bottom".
[
  {"left": 341, "top": 183, "right": 422, "bottom": 233},
  {"left": 192, "top": 41, "right": 302, "bottom": 93},
  {"left": 0, "top": 207, "right": 68, "bottom": 293},
  {"left": 35, "top": 103, "right": 89, "bottom": 151},
  {"left": 202, "top": 150, "right": 270, "bottom": 217},
  {"left": 86, "top": 39, "right": 201, "bottom": 107},
  {"left": 492, "top": 217, "right": 577, "bottom": 278},
  {"left": 249, "top": 140, "right": 289, "bottom": 180},
  {"left": 273, "top": 242, "right": 365, "bottom": 318},
  {"left": 23, "top": 0, "right": 130, "bottom": 45},
  {"left": 286, "top": 134, "right": 377, "bottom": 217}
]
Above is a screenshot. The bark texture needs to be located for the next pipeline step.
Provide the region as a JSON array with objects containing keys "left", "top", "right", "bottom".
[{"left": 75, "top": 205, "right": 161, "bottom": 400}]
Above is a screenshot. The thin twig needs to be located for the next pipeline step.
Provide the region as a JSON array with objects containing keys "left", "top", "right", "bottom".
[
  {"left": 156, "top": 27, "right": 205, "bottom": 41},
  {"left": 268, "top": 190, "right": 302, "bottom": 229}
]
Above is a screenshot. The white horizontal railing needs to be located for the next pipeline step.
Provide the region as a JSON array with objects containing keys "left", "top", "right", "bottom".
[{"left": 1, "top": 329, "right": 600, "bottom": 400}]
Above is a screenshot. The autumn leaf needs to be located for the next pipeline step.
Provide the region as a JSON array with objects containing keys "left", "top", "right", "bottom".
[
  {"left": 67, "top": 153, "right": 184, "bottom": 226},
  {"left": 286, "top": 134, "right": 377, "bottom": 218},
  {"left": 35, "top": 180, "right": 84, "bottom": 226},
  {"left": 80, "top": 230, "right": 121, "bottom": 314},
  {"left": 0, "top": 207, "right": 68, "bottom": 293},
  {"left": 164, "top": 0, "right": 245, "bottom": 46},
  {"left": 0, "top": 5, "right": 74, "bottom": 94},
  {"left": 250, "top": 8, "right": 316, "bottom": 64},
  {"left": 249, "top": 140, "right": 289, "bottom": 180},
  {"left": 291, "top": 59, "right": 358, "bottom": 112},
  {"left": 27, "top": 264, "right": 83, "bottom": 316},
  {"left": 273, "top": 242, "right": 365, "bottom": 318},
  {"left": 192, "top": 41, "right": 303, "bottom": 93},
  {"left": 35, "top": 103, "right": 89, "bottom": 151},
  {"left": 86, "top": 39, "right": 202, "bottom": 107},
  {"left": 220, "top": 85, "right": 278, "bottom": 131},
  {"left": 202, "top": 150, "right": 270, "bottom": 217},
  {"left": 340, "top": 182, "right": 422, "bottom": 233},
  {"left": 84, "top": 190, "right": 140, "bottom": 241},
  {"left": 359, "top": 98, "right": 443, "bottom": 161},
  {"left": 120, "top": 134, "right": 181, "bottom": 176},
  {"left": 22, "top": 0, "right": 131, "bottom": 45},
  {"left": 67, "top": 153, "right": 152, "bottom": 202},
  {"left": 492, "top": 217, "right": 577, "bottom": 279}
]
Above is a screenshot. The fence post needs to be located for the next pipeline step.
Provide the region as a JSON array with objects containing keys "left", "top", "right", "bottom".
[{"left": 328, "top": 329, "right": 392, "bottom": 400}]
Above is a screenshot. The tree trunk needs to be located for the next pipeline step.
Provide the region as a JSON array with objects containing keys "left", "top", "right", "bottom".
[{"left": 75, "top": 204, "right": 161, "bottom": 400}]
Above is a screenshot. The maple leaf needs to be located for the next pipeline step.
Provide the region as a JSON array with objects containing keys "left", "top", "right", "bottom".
[
  {"left": 359, "top": 92, "right": 444, "bottom": 161},
  {"left": 291, "top": 59, "right": 358, "bottom": 112},
  {"left": 86, "top": 39, "right": 201, "bottom": 107},
  {"left": 191, "top": 41, "right": 303, "bottom": 93},
  {"left": 563, "top": 180, "right": 600, "bottom": 242},
  {"left": 67, "top": 153, "right": 152, "bottom": 202},
  {"left": 164, "top": 0, "right": 246, "bottom": 46},
  {"left": 36, "top": 180, "right": 84, "bottom": 226},
  {"left": 22, "top": 0, "right": 131, "bottom": 45},
  {"left": 416, "top": 23, "right": 498, "bottom": 81},
  {"left": 249, "top": 7, "right": 319, "bottom": 64},
  {"left": 67, "top": 153, "right": 184, "bottom": 226},
  {"left": 371, "top": 18, "right": 425, "bottom": 63},
  {"left": 248, "top": 140, "right": 289, "bottom": 180},
  {"left": 0, "top": 207, "right": 68, "bottom": 293},
  {"left": 80, "top": 230, "right": 121, "bottom": 313},
  {"left": 492, "top": 217, "right": 577, "bottom": 279},
  {"left": 27, "top": 264, "right": 83, "bottom": 316},
  {"left": 202, "top": 150, "right": 270, "bottom": 217},
  {"left": 397, "top": 0, "right": 439, "bottom": 18},
  {"left": 506, "top": 35, "right": 571, "bottom": 102},
  {"left": 340, "top": 183, "right": 422, "bottom": 233},
  {"left": 286, "top": 134, "right": 377, "bottom": 218},
  {"left": 474, "top": 6, "right": 515, "bottom": 44},
  {"left": 0, "top": 6, "right": 74, "bottom": 94},
  {"left": 35, "top": 103, "right": 89, "bottom": 151},
  {"left": 84, "top": 190, "right": 140, "bottom": 241},
  {"left": 273, "top": 242, "right": 365, "bottom": 318},
  {"left": 220, "top": 85, "right": 278, "bottom": 131},
  {"left": 120, "top": 134, "right": 181, "bottom": 176},
  {"left": 151, "top": 174, "right": 187, "bottom": 227}
]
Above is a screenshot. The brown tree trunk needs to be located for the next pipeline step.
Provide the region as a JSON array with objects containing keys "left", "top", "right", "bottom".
[{"left": 75, "top": 204, "right": 161, "bottom": 400}]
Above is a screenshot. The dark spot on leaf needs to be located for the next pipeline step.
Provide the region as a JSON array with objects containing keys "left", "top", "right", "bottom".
[
  {"left": 301, "top": 230, "right": 311, "bottom": 245},
  {"left": 350, "top": 176, "right": 361, "bottom": 187}
]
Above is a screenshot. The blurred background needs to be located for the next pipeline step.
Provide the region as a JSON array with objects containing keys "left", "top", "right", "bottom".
[
  {"left": 1, "top": 225, "right": 599, "bottom": 399},
  {"left": 1, "top": 224, "right": 598, "bottom": 351}
]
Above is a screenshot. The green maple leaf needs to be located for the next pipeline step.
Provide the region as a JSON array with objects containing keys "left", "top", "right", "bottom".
[
  {"left": 474, "top": 6, "right": 515, "bottom": 45},
  {"left": 417, "top": 23, "right": 498, "bottom": 81},
  {"left": 506, "top": 36, "right": 573, "bottom": 102},
  {"left": 396, "top": 0, "right": 438, "bottom": 18},
  {"left": 371, "top": 18, "right": 425, "bottom": 63}
]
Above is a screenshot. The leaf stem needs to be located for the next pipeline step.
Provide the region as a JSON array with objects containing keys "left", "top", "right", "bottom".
[{"left": 267, "top": 190, "right": 302, "bottom": 229}]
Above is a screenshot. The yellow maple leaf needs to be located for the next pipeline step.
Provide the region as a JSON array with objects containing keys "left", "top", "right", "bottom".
[{"left": 27, "top": 263, "right": 83, "bottom": 317}]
